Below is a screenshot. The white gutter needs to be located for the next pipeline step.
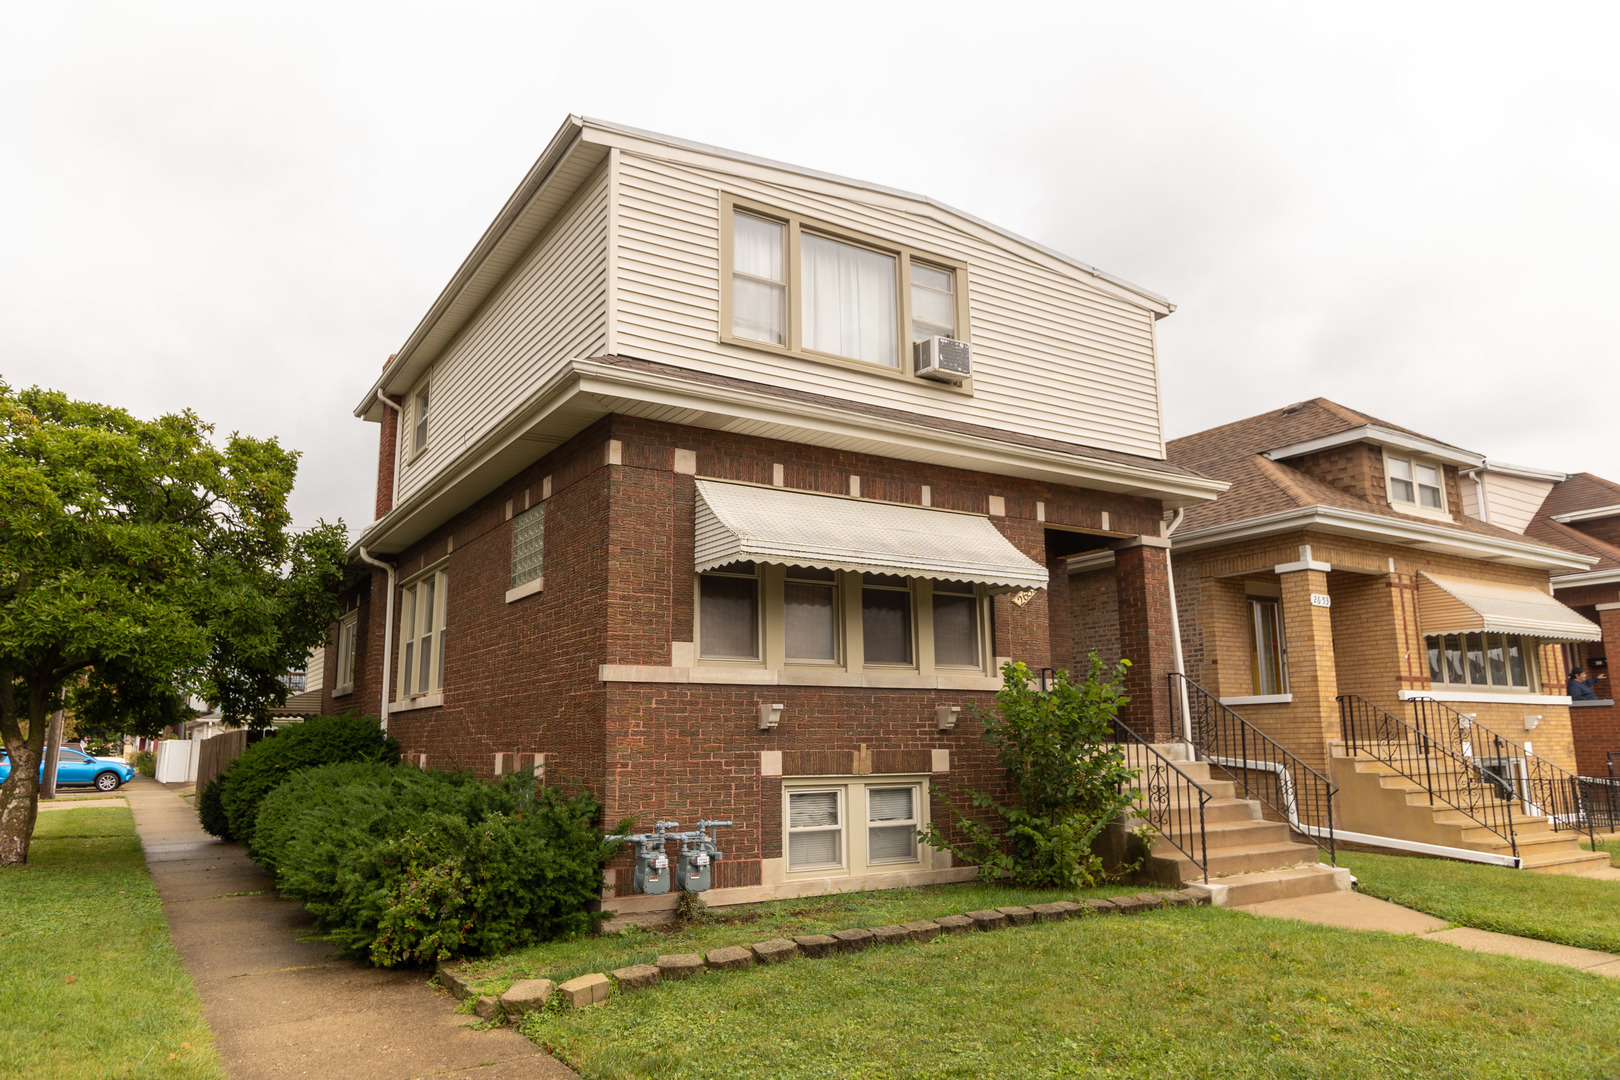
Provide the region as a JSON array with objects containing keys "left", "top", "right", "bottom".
[
  {"left": 1462, "top": 467, "right": 1490, "bottom": 525},
  {"left": 1164, "top": 508, "right": 1192, "bottom": 742},
  {"left": 355, "top": 546, "right": 397, "bottom": 733}
]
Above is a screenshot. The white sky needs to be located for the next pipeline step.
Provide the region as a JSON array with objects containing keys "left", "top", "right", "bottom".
[{"left": 5, "top": 1, "right": 1617, "bottom": 537}]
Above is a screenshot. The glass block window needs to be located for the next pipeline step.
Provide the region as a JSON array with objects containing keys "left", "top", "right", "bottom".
[{"left": 512, "top": 504, "right": 545, "bottom": 588}]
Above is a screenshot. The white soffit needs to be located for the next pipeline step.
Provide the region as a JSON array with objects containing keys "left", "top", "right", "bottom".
[
  {"left": 1417, "top": 572, "right": 1603, "bottom": 642},
  {"left": 693, "top": 479, "right": 1048, "bottom": 592}
]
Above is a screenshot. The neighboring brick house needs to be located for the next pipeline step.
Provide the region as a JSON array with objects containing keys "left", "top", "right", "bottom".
[
  {"left": 321, "top": 115, "right": 1225, "bottom": 914},
  {"left": 1148, "top": 399, "right": 1606, "bottom": 870},
  {"left": 1524, "top": 473, "right": 1620, "bottom": 779}
]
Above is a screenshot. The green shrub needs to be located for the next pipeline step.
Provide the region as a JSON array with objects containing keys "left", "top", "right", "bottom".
[
  {"left": 257, "top": 765, "right": 626, "bottom": 966},
  {"left": 197, "top": 773, "right": 232, "bottom": 840},
  {"left": 133, "top": 750, "right": 155, "bottom": 777},
  {"left": 920, "top": 657, "right": 1139, "bottom": 888},
  {"left": 219, "top": 716, "right": 398, "bottom": 849}
]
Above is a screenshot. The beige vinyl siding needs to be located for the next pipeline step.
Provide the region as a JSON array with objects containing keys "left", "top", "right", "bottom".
[
  {"left": 1467, "top": 472, "right": 1559, "bottom": 534},
  {"left": 393, "top": 166, "right": 611, "bottom": 505},
  {"left": 611, "top": 151, "right": 1166, "bottom": 460}
]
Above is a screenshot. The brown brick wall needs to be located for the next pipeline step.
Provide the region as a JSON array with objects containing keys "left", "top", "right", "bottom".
[
  {"left": 1569, "top": 516, "right": 1620, "bottom": 549},
  {"left": 1066, "top": 567, "right": 1121, "bottom": 675},
  {"left": 1115, "top": 543, "right": 1175, "bottom": 741},
  {"left": 1286, "top": 443, "right": 1381, "bottom": 501},
  {"left": 375, "top": 396, "right": 401, "bottom": 520}
]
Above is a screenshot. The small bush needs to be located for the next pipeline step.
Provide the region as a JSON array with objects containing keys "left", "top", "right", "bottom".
[
  {"left": 133, "top": 750, "right": 155, "bottom": 777},
  {"left": 256, "top": 765, "right": 626, "bottom": 966},
  {"left": 197, "top": 773, "right": 232, "bottom": 840},
  {"left": 219, "top": 715, "right": 398, "bottom": 848}
]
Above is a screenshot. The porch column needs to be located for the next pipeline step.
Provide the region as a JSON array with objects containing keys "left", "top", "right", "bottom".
[
  {"left": 1275, "top": 550, "right": 1340, "bottom": 754},
  {"left": 1114, "top": 536, "right": 1175, "bottom": 742}
]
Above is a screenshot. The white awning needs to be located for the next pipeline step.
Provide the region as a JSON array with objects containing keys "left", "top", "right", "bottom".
[
  {"left": 693, "top": 479, "right": 1048, "bottom": 592},
  {"left": 1417, "top": 573, "right": 1602, "bottom": 642}
]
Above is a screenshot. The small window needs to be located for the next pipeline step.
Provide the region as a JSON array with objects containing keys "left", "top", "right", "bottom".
[
  {"left": 699, "top": 562, "right": 760, "bottom": 661},
  {"left": 861, "top": 574, "right": 913, "bottom": 666},
  {"left": 932, "top": 581, "right": 980, "bottom": 668},
  {"left": 512, "top": 504, "right": 545, "bottom": 588},
  {"left": 784, "top": 566, "right": 838, "bottom": 662},
  {"left": 412, "top": 385, "right": 430, "bottom": 456},
  {"left": 732, "top": 213, "right": 786, "bottom": 346},
  {"left": 1248, "top": 598, "right": 1288, "bottom": 695},
  {"left": 335, "top": 612, "right": 358, "bottom": 691},
  {"left": 1426, "top": 632, "right": 1531, "bottom": 689},
  {"left": 787, "top": 789, "right": 843, "bottom": 871},
  {"left": 398, "top": 569, "right": 448, "bottom": 699},
  {"left": 1387, "top": 454, "right": 1444, "bottom": 510},
  {"left": 867, "top": 786, "right": 919, "bottom": 864},
  {"left": 910, "top": 263, "right": 956, "bottom": 343}
]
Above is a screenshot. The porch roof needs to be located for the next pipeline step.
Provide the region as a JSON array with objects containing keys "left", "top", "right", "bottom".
[
  {"left": 1417, "top": 573, "right": 1603, "bottom": 643},
  {"left": 693, "top": 479, "right": 1049, "bottom": 592}
]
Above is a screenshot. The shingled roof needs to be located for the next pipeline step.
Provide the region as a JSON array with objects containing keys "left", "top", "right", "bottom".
[
  {"left": 1166, "top": 398, "right": 1575, "bottom": 552},
  {"left": 1527, "top": 472, "right": 1620, "bottom": 574}
]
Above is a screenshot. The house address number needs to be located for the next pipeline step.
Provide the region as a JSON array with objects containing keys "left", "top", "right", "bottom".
[{"left": 1310, "top": 593, "right": 1332, "bottom": 608}]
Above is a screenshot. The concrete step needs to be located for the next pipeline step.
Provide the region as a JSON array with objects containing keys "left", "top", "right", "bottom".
[
  {"left": 1151, "top": 818, "right": 1296, "bottom": 855},
  {"left": 1186, "top": 862, "right": 1353, "bottom": 907},
  {"left": 1156, "top": 839, "right": 1320, "bottom": 879},
  {"left": 1519, "top": 849, "right": 1613, "bottom": 876},
  {"left": 1202, "top": 798, "right": 1264, "bottom": 825}
]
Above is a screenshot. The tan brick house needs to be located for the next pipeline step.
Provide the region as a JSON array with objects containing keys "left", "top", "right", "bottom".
[
  {"left": 1524, "top": 473, "right": 1620, "bottom": 782},
  {"left": 1149, "top": 399, "right": 1607, "bottom": 872},
  {"left": 321, "top": 116, "right": 1226, "bottom": 914}
]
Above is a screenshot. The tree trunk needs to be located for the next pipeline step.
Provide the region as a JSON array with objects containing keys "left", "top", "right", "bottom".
[
  {"left": 0, "top": 747, "right": 41, "bottom": 866},
  {"left": 39, "top": 710, "right": 65, "bottom": 801}
]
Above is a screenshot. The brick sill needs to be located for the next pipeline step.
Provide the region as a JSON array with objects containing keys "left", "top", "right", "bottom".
[{"left": 1571, "top": 699, "right": 1616, "bottom": 707}]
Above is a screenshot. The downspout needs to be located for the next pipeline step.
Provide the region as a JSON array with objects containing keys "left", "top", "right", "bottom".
[
  {"left": 356, "top": 546, "right": 396, "bottom": 733},
  {"left": 1462, "top": 467, "right": 1490, "bottom": 524},
  {"left": 1164, "top": 508, "right": 1193, "bottom": 743}
]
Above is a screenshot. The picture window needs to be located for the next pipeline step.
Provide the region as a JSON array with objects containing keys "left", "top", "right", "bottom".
[{"left": 1425, "top": 632, "right": 1532, "bottom": 689}]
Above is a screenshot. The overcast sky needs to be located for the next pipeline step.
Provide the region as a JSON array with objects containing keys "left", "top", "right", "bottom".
[{"left": 6, "top": 2, "right": 1617, "bottom": 537}]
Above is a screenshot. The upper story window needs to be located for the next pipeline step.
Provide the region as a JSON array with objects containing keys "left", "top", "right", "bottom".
[
  {"left": 410, "top": 383, "right": 431, "bottom": 458},
  {"left": 722, "top": 197, "right": 969, "bottom": 374},
  {"left": 1386, "top": 454, "right": 1444, "bottom": 511},
  {"left": 696, "top": 563, "right": 988, "bottom": 674}
]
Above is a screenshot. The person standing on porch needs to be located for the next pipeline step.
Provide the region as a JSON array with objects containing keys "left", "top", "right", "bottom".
[{"left": 1568, "top": 666, "right": 1605, "bottom": 700}]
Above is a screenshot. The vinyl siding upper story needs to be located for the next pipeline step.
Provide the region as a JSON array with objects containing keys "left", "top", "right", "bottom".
[{"left": 376, "top": 118, "right": 1179, "bottom": 519}]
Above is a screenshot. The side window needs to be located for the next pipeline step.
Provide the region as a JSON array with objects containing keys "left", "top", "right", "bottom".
[
  {"left": 335, "top": 612, "right": 358, "bottom": 692},
  {"left": 412, "top": 383, "right": 430, "bottom": 457},
  {"left": 512, "top": 504, "right": 545, "bottom": 588},
  {"left": 1248, "top": 597, "right": 1287, "bottom": 695},
  {"left": 398, "top": 569, "right": 448, "bottom": 698}
]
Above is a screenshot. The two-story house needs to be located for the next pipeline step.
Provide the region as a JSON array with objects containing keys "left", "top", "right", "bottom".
[
  {"left": 1158, "top": 400, "right": 1608, "bottom": 874},
  {"left": 321, "top": 116, "right": 1228, "bottom": 916}
]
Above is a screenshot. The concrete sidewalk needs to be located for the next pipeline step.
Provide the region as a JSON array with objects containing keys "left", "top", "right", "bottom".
[
  {"left": 1236, "top": 890, "right": 1620, "bottom": 977},
  {"left": 124, "top": 777, "right": 576, "bottom": 1080}
]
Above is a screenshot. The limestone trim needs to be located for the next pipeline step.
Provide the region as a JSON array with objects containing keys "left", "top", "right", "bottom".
[
  {"left": 1219, "top": 694, "right": 1293, "bottom": 706},
  {"left": 598, "top": 664, "right": 1002, "bottom": 690},
  {"left": 1397, "top": 689, "right": 1572, "bottom": 706}
]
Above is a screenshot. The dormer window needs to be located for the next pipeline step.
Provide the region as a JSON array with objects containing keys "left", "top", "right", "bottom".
[
  {"left": 1386, "top": 454, "right": 1444, "bottom": 511},
  {"left": 721, "top": 196, "right": 969, "bottom": 375}
]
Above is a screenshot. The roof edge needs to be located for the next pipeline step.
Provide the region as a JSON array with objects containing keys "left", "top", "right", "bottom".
[{"left": 1261, "top": 425, "right": 1484, "bottom": 469}]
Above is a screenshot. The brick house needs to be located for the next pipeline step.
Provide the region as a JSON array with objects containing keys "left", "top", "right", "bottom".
[
  {"left": 1523, "top": 473, "right": 1620, "bottom": 780},
  {"left": 320, "top": 116, "right": 1225, "bottom": 914},
  {"left": 1150, "top": 399, "right": 1607, "bottom": 872}
]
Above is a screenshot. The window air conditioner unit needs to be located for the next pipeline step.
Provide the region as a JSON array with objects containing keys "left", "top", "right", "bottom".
[{"left": 914, "top": 336, "right": 972, "bottom": 384}]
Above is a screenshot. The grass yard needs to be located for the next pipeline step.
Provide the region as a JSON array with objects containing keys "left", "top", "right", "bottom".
[
  {"left": 0, "top": 807, "right": 224, "bottom": 1080},
  {"left": 454, "top": 881, "right": 1149, "bottom": 993},
  {"left": 1589, "top": 837, "right": 1620, "bottom": 867},
  {"left": 521, "top": 905, "right": 1620, "bottom": 1080},
  {"left": 1339, "top": 849, "right": 1620, "bottom": 954}
]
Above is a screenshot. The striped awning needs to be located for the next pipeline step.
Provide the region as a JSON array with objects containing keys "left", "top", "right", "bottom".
[
  {"left": 693, "top": 479, "right": 1048, "bottom": 592},
  {"left": 1418, "top": 573, "right": 1602, "bottom": 642}
]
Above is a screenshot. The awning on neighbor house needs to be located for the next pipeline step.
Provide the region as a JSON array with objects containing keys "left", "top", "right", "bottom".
[
  {"left": 1417, "top": 573, "right": 1602, "bottom": 642},
  {"left": 693, "top": 479, "right": 1048, "bottom": 592}
]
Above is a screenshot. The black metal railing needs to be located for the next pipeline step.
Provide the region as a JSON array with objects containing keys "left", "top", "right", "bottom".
[
  {"left": 1410, "top": 697, "right": 1596, "bottom": 850},
  {"left": 1579, "top": 776, "right": 1620, "bottom": 831},
  {"left": 1110, "top": 718, "right": 1212, "bottom": 883},
  {"left": 1170, "top": 673, "right": 1337, "bottom": 865},
  {"left": 1338, "top": 694, "right": 1521, "bottom": 861}
]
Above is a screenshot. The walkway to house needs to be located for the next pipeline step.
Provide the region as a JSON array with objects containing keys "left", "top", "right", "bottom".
[
  {"left": 1236, "top": 890, "right": 1620, "bottom": 977},
  {"left": 123, "top": 777, "right": 576, "bottom": 1080}
]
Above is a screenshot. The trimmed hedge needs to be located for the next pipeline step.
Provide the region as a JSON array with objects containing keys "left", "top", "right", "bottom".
[
  {"left": 196, "top": 773, "right": 231, "bottom": 840},
  {"left": 254, "top": 763, "right": 625, "bottom": 966},
  {"left": 210, "top": 716, "right": 398, "bottom": 848}
]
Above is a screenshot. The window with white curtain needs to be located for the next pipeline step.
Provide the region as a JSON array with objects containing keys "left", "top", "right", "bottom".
[
  {"left": 398, "top": 568, "right": 448, "bottom": 699},
  {"left": 722, "top": 198, "right": 967, "bottom": 373}
]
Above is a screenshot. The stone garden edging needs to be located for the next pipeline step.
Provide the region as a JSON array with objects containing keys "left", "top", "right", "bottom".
[{"left": 437, "top": 889, "right": 1207, "bottom": 1019}]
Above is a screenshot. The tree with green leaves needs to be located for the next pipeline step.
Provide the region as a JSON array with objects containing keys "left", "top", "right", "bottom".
[{"left": 0, "top": 382, "right": 347, "bottom": 865}]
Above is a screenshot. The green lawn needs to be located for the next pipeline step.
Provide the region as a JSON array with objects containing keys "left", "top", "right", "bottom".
[
  {"left": 1339, "top": 849, "right": 1620, "bottom": 954},
  {"left": 0, "top": 808, "right": 224, "bottom": 1079},
  {"left": 454, "top": 881, "right": 1150, "bottom": 994},
  {"left": 520, "top": 906, "right": 1620, "bottom": 1080},
  {"left": 1589, "top": 837, "right": 1620, "bottom": 867}
]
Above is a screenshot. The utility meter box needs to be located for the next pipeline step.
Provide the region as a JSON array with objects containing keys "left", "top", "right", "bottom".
[
  {"left": 635, "top": 849, "right": 671, "bottom": 895},
  {"left": 676, "top": 848, "right": 711, "bottom": 892}
]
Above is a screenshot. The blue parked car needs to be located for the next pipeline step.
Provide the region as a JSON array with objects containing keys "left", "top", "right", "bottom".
[{"left": 0, "top": 748, "right": 136, "bottom": 792}]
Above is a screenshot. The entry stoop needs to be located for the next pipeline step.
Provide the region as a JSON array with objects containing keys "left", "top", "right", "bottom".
[{"left": 1122, "top": 743, "right": 1349, "bottom": 906}]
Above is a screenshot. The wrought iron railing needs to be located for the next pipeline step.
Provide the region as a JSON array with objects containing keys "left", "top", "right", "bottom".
[
  {"left": 1580, "top": 776, "right": 1620, "bottom": 831},
  {"left": 1170, "top": 673, "right": 1337, "bottom": 865},
  {"left": 1410, "top": 697, "right": 1596, "bottom": 850},
  {"left": 1337, "top": 694, "right": 1521, "bottom": 861},
  {"left": 1110, "top": 718, "right": 1211, "bottom": 883}
]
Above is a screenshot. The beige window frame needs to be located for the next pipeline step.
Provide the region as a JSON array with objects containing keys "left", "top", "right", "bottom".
[
  {"left": 718, "top": 194, "right": 971, "bottom": 381},
  {"left": 1384, "top": 451, "right": 1447, "bottom": 516},
  {"left": 405, "top": 378, "right": 431, "bottom": 463},
  {"left": 694, "top": 567, "right": 991, "bottom": 676},
  {"left": 396, "top": 565, "right": 448, "bottom": 701},
  {"left": 783, "top": 776, "right": 929, "bottom": 879},
  {"left": 333, "top": 612, "right": 358, "bottom": 696},
  {"left": 1425, "top": 632, "right": 1535, "bottom": 690}
]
